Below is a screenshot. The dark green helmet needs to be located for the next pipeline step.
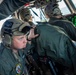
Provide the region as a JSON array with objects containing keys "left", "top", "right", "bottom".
[
  {"left": 1, "top": 18, "right": 31, "bottom": 47},
  {"left": 45, "top": 3, "right": 62, "bottom": 17},
  {"left": 19, "top": 7, "right": 31, "bottom": 21}
]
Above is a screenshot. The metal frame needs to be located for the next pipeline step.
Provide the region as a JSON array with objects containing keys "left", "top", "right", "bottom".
[{"left": 63, "top": 0, "right": 76, "bottom": 14}]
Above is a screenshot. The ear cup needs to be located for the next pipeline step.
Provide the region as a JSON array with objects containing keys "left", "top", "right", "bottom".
[
  {"left": 3, "top": 35, "right": 11, "bottom": 46},
  {"left": 53, "top": 8, "right": 61, "bottom": 15}
]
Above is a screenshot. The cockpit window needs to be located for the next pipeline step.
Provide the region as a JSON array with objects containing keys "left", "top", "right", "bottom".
[
  {"left": 30, "top": 8, "right": 46, "bottom": 24},
  {"left": 58, "top": 0, "right": 71, "bottom": 15},
  {"left": 72, "top": 0, "right": 76, "bottom": 8}
]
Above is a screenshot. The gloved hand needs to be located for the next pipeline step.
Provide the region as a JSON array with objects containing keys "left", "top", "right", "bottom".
[{"left": 27, "top": 26, "right": 39, "bottom": 41}]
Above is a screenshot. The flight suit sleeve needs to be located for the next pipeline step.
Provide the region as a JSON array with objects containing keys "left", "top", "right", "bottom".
[
  {"left": 0, "top": 0, "right": 34, "bottom": 20},
  {"left": 46, "top": 36, "right": 76, "bottom": 73},
  {"left": 0, "top": 63, "right": 14, "bottom": 75},
  {"left": 0, "top": 65, "right": 7, "bottom": 75}
]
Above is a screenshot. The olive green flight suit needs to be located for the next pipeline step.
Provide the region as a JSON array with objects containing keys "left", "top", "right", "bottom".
[
  {"left": 31, "top": 24, "right": 76, "bottom": 74},
  {"left": 49, "top": 17, "right": 76, "bottom": 41},
  {"left": 0, "top": 43, "right": 28, "bottom": 75}
]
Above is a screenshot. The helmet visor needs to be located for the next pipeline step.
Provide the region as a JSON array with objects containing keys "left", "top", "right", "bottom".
[{"left": 12, "top": 22, "right": 32, "bottom": 36}]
